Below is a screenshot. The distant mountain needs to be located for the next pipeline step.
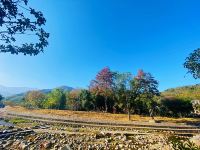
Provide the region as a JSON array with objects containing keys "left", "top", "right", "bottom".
[
  {"left": 5, "top": 93, "right": 26, "bottom": 104},
  {"left": 39, "top": 86, "right": 74, "bottom": 94},
  {"left": 0, "top": 85, "right": 36, "bottom": 97},
  {"left": 56, "top": 86, "right": 74, "bottom": 91},
  {"left": 162, "top": 84, "right": 200, "bottom": 100},
  {"left": 4, "top": 85, "right": 74, "bottom": 103}
]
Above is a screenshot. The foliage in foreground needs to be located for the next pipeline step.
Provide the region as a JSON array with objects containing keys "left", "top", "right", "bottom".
[
  {"left": 184, "top": 48, "right": 200, "bottom": 79},
  {"left": 171, "top": 138, "right": 200, "bottom": 150},
  {"left": 0, "top": 0, "right": 49, "bottom": 55}
]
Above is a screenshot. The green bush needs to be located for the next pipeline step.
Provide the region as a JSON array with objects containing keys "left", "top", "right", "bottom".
[
  {"left": 160, "top": 97, "right": 194, "bottom": 117},
  {"left": 171, "top": 138, "right": 200, "bottom": 150}
]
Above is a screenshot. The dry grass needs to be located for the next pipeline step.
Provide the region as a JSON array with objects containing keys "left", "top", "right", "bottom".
[{"left": 6, "top": 106, "right": 200, "bottom": 124}]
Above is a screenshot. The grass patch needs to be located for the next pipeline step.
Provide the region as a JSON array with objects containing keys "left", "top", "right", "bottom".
[{"left": 9, "top": 118, "right": 31, "bottom": 124}]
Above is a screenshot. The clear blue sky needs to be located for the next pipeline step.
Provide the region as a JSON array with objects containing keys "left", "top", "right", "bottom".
[{"left": 0, "top": 0, "right": 199, "bottom": 91}]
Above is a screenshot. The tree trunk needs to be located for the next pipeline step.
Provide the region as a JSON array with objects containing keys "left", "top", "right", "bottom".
[
  {"left": 128, "top": 108, "right": 130, "bottom": 121},
  {"left": 126, "top": 96, "right": 130, "bottom": 121},
  {"left": 149, "top": 109, "right": 154, "bottom": 120},
  {"left": 105, "top": 96, "right": 108, "bottom": 112}
]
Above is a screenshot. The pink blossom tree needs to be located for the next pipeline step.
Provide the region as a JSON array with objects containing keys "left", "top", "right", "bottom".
[{"left": 90, "top": 67, "right": 115, "bottom": 112}]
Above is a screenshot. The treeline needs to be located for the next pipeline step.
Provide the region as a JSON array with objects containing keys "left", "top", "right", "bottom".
[
  {"left": 23, "top": 67, "right": 194, "bottom": 118},
  {"left": 0, "top": 94, "right": 5, "bottom": 108}
]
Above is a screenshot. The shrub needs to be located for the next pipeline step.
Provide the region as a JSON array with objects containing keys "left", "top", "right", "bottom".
[
  {"left": 171, "top": 138, "right": 200, "bottom": 150},
  {"left": 160, "top": 97, "right": 194, "bottom": 117}
]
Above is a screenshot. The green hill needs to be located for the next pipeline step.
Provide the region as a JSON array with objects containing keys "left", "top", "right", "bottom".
[
  {"left": 162, "top": 84, "right": 200, "bottom": 100},
  {"left": 4, "top": 86, "right": 74, "bottom": 104}
]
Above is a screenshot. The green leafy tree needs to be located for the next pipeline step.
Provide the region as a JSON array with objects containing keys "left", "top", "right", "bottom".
[
  {"left": 79, "top": 89, "right": 94, "bottom": 111},
  {"left": 90, "top": 93, "right": 106, "bottom": 111},
  {"left": 184, "top": 48, "right": 200, "bottom": 79},
  {"left": 0, "top": 94, "right": 3, "bottom": 101},
  {"left": 132, "top": 70, "right": 160, "bottom": 119},
  {"left": 44, "top": 89, "right": 66, "bottom": 110},
  {"left": 0, "top": 94, "right": 4, "bottom": 108},
  {"left": 24, "top": 90, "right": 45, "bottom": 108},
  {"left": 114, "top": 72, "right": 133, "bottom": 120},
  {"left": 113, "top": 70, "right": 159, "bottom": 120},
  {"left": 0, "top": 0, "right": 49, "bottom": 55}
]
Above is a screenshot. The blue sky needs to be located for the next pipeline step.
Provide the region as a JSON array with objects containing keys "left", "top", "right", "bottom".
[{"left": 0, "top": 0, "right": 199, "bottom": 91}]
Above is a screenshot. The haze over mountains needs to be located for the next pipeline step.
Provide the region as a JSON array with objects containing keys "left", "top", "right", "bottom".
[
  {"left": 0, "top": 85, "right": 36, "bottom": 97},
  {"left": 0, "top": 85, "right": 73, "bottom": 97}
]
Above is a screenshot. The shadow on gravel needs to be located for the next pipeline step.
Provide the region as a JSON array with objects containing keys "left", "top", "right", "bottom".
[
  {"left": 0, "top": 119, "right": 14, "bottom": 127},
  {"left": 185, "top": 122, "right": 200, "bottom": 128}
]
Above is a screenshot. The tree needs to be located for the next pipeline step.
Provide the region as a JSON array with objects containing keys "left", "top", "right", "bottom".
[
  {"left": 79, "top": 89, "right": 94, "bottom": 111},
  {"left": 25, "top": 90, "right": 45, "bottom": 108},
  {"left": 66, "top": 89, "right": 82, "bottom": 111},
  {"left": 114, "top": 72, "right": 133, "bottom": 120},
  {"left": 132, "top": 70, "right": 160, "bottom": 119},
  {"left": 0, "top": 94, "right": 3, "bottom": 101},
  {"left": 184, "top": 48, "right": 200, "bottom": 79},
  {"left": 90, "top": 67, "right": 115, "bottom": 112},
  {"left": 0, "top": 0, "right": 49, "bottom": 55},
  {"left": 44, "top": 89, "right": 66, "bottom": 110},
  {"left": 0, "top": 94, "right": 5, "bottom": 108}
]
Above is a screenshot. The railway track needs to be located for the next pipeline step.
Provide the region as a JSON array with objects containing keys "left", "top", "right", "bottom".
[{"left": 3, "top": 113, "right": 200, "bottom": 135}]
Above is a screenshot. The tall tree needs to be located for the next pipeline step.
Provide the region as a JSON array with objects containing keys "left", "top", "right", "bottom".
[
  {"left": 114, "top": 72, "right": 133, "bottom": 120},
  {"left": 113, "top": 70, "right": 147, "bottom": 120},
  {"left": 134, "top": 70, "right": 160, "bottom": 119},
  {"left": 184, "top": 48, "right": 200, "bottom": 79},
  {"left": 44, "top": 89, "right": 66, "bottom": 110},
  {"left": 79, "top": 89, "right": 94, "bottom": 111},
  {"left": 90, "top": 67, "right": 115, "bottom": 112},
  {"left": 0, "top": 0, "right": 49, "bottom": 55}
]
